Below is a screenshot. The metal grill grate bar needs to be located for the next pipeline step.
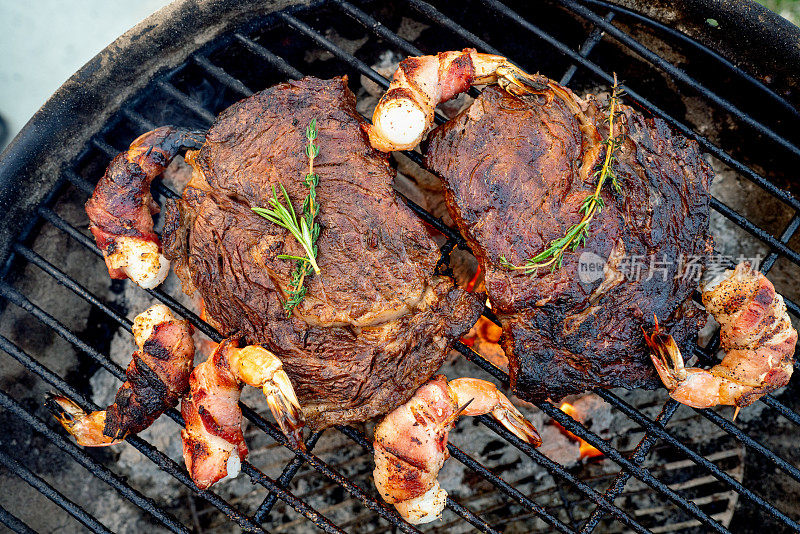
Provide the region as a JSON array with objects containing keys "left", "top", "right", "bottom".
[
  {"left": 36, "top": 206, "right": 220, "bottom": 340},
  {"left": 0, "top": 447, "right": 112, "bottom": 533},
  {"left": 447, "top": 443, "right": 575, "bottom": 533},
  {"left": 156, "top": 80, "right": 216, "bottom": 124},
  {"left": 192, "top": 54, "right": 254, "bottom": 97},
  {"left": 761, "top": 394, "right": 800, "bottom": 427},
  {"left": 233, "top": 32, "right": 305, "bottom": 80},
  {"left": 405, "top": 0, "right": 500, "bottom": 55},
  {"left": 254, "top": 430, "right": 324, "bottom": 522},
  {"left": 579, "top": 401, "right": 680, "bottom": 534},
  {"left": 335, "top": 0, "right": 424, "bottom": 56},
  {"left": 63, "top": 168, "right": 94, "bottom": 196},
  {"left": 699, "top": 407, "right": 800, "bottom": 483},
  {"left": 456, "top": 343, "right": 732, "bottom": 534},
  {"left": 577, "top": 0, "right": 800, "bottom": 119},
  {"left": 121, "top": 107, "right": 159, "bottom": 133},
  {"left": 238, "top": 403, "right": 424, "bottom": 533},
  {"left": 710, "top": 198, "right": 800, "bottom": 265},
  {"left": 596, "top": 389, "right": 800, "bottom": 529},
  {"left": 0, "top": 504, "right": 35, "bottom": 534},
  {"left": 761, "top": 214, "right": 800, "bottom": 273},
  {"left": 280, "top": 12, "right": 388, "bottom": 88},
  {"left": 560, "top": 11, "right": 615, "bottom": 86},
  {"left": 476, "top": 414, "right": 651, "bottom": 533}
]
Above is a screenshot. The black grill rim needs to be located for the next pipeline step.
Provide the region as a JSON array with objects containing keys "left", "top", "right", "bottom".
[{"left": 0, "top": 0, "right": 799, "bottom": 533}]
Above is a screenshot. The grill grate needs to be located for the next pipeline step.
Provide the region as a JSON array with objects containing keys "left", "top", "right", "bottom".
[{"left": 1, "top": 0, "right": 799, "bottom": 532}]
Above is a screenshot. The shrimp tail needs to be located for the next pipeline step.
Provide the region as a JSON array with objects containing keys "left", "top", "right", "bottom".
[
  {"left": 263, "top": 369, "right": 305, "bottom": 450},
  {"left": 642, "top": 322, "right": 687, "bottom": 390},
  {"left": 496, "top": 405, "right": 542, "bottom": 446},
  {"left": 227, "top": 345, "right": 306, "bottom": 451},
  {"left": 46, "top": 394, "right": 123, "bottom": 447}
]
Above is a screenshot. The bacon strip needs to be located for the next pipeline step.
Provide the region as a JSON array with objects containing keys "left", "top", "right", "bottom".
[
  {"left": 181, "top": 340, "right": 247, "bottom": 490},
  {"left": 701, "top": 263, "right": 797, "bottom": 407},
  {"left": 86, "top": 127, "right": 205, "bottom": 288},
  {"left": 48, "top": 304, "right": 194, "bottom": 446},
  {"left": 373, "top": 376, "right": 454, "bottom": 506}
]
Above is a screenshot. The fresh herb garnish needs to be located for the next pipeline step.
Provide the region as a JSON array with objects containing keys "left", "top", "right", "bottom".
[
  {"left": 252, "top": 119, "right": 322, "bottom": 313},
  {"left": 500, "top": 75, "right": 625, "bottom": 275}
]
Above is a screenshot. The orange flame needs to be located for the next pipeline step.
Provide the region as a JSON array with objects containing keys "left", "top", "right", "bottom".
[
  {"left": 199, "top": 299, "right": 208, "bottom": 322},
  {"left": 465, "top": 267, "right": 483, "bottom": 292},
  {"left": 459, "top": 316, "right": 508, "bottom": 370},
  {"left": 556, "top": 402, "right": 604, "bottom": 460}
]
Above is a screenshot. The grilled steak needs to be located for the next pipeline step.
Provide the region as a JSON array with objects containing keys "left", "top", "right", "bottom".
[
  {"left": 163, "top": 76, "right": 483, "bottom": 428},
  {"left": 425, "top": 84, "right": 713, "bottom": 402}
]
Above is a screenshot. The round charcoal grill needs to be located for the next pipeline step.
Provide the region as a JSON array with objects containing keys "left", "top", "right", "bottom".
[{"left": 1, "top": 1, "right": 800, "bottom": 533}]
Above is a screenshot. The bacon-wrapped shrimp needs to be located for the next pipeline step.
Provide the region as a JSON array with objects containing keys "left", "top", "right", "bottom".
[
  {"left": 373, "top": 375, "right": 541, "bottom": 524},
  {"left": 47, "top": 304, "right": 195, "bottom": 446},
  {"left": 644, "top": 263, "right": 797, "bottom": 414},
  {"left": 181, "top": 339, "right": 246, "bottom": 489},
  {"left": 86, "top": 126, "right": 205, "bottom": 288},
  {"left": 181, "top": 339, "right": 305, "bottom": 489},
  {"left": 366, "top": 49, "right": 591, "bottom": 153}
]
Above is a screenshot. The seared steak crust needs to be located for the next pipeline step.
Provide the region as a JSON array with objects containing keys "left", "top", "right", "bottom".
[
  {"left": 163, "top": 77, "right": 482, "bottom": 427},
  {"left": 425, "top": 85, "right": 712, "bottom": 402}
]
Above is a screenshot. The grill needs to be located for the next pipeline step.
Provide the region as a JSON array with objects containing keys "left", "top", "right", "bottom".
[{"left": 0, "top": 0, "right": 799, "bottom": 532}]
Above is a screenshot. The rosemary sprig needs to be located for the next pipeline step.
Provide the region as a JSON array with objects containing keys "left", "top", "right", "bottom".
[
  {"left": 252, "top": 119, "right": 322, "bottom": 312},
  {"left": 500, "top": 74, "right": 625, "bottom": 275},
  {"left": 251, "top": 184, "right": 320, "bottom": 273}
]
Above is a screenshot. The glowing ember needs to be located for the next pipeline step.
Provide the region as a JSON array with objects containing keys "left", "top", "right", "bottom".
[{"left": 556, "top": 402, "right": 604, "bottom": 460}]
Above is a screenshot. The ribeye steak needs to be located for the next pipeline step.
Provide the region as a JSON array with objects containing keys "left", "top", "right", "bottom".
[
  {"left": 425, "top": 83, "right": 713, "bottom": 402},
  {"left": 163, "top": 76, "right": 483, "bottom": 427}
]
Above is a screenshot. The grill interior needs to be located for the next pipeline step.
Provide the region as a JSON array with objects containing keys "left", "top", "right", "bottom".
[{"left": 1, "top": 0, "right": 800, "bottom": 532}]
